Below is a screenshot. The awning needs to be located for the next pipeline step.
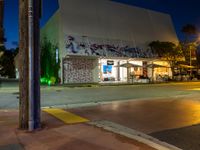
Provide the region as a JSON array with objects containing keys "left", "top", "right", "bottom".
[
  {"left": 178, "top": 64, "right": 196, "bottom": 69},
  {"left": 115, "top": 63, "right": 142, "bottom": 68},
  {"left": 146, "top": 64, "right": 169, "bottom": 68}
]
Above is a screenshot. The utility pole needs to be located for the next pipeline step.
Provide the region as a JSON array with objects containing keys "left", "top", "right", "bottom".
[{"left": 19, "top": 0, "right": 41, "bottom": 130}]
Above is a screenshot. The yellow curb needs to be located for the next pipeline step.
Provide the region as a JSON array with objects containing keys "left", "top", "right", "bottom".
[{"left": 43, "top": 108, "right": 89, "bottom": 124}]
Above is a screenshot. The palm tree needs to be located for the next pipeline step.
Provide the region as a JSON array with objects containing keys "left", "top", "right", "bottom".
[
  {"left": 181, "top": 24, "right": 198, "bottom": 67},
  {"left": 181, "top": 24, "right": 197, "bottom": 42}
]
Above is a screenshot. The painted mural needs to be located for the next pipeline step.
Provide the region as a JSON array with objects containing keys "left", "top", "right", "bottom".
[
  {"left": 65, "top": 35, "right": 156, "bottom": 58},
  {"left": 63, "top": 57, "right": 96, "bottom": 83}
]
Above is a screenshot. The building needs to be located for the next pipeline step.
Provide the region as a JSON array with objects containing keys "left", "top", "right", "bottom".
[
  {"left": 0, "top": 0, "right": 4, "bottom": 46},
  {"left": 41, "top": 0, "right": 179, "bottom": 84}
]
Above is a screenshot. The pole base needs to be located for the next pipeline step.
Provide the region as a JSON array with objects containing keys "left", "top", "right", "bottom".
[{"left": 28, "top": 121, "right": 34, "bottom": 131}]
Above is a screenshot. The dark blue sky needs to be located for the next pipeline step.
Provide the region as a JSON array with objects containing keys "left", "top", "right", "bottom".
[{"left": 3, "top": 0, "right": 200, "bottom": 48}]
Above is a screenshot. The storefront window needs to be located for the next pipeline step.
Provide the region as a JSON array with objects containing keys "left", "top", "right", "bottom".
[
  {"left": 103, "top": 65, "right": 115, "bottom": 81},
  {"left": 99, "top": 59, "right": 128, "bottom": 82}
]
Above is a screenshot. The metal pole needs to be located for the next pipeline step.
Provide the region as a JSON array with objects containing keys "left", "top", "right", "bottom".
[
  {"left": 127, "top": 60, "right": 129, "bottom": 83},
  {"left": 28, "top": 0, "right": 34, "bottom": 131},
  {"left": 33, "top": 0, "right": 41, "bottom": 129},
  {"left": 151, "top": 62, "right": 154, "bottom": 83}
]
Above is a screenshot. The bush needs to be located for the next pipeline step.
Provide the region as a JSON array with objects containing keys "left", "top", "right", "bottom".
[{"left": 40, "top": 37, "right": 60, "bottom": 85}]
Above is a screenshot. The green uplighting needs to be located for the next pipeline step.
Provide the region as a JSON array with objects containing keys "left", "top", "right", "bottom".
[
  {"left": 40, "top": 77, "right": 51, "bottom": 86},
  {"left": 40, "top": 77, "right": 48, "bottom": 83},
  {"left": 48, "top": 80, "right": 52, "bottom": 86},
  {"left": 40, "top": 76, "right": 57, "bottom": 86},
  {"left": 40, "top": 37, "right": 60, "bottom": 86}
]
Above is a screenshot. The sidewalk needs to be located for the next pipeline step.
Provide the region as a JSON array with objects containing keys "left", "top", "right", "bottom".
[{"left": 0, "top": 110, "right": 155, "bottom": 150}]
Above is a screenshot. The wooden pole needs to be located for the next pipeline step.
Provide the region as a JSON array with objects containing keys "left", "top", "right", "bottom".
[
  {"left": 19, "top": 0, "right": 29, "bottom": 129},
  {"left": 19, "top": 0, "right": 41, "bottom": 130}
]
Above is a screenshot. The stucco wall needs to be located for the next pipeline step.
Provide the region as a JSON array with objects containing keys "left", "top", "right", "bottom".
[
  {"left": 58, "top": 0, "right": 178, "bottom": 54},
  {"left": 40, "top": 10, "right": 60, "bottom": 47}
]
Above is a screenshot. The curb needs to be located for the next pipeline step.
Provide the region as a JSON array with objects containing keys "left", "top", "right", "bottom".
[{"left": 88, "top": 120, "right": 182, "bottom": 150}]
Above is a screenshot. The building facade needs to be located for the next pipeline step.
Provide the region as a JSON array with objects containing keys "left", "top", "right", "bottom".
[{"left": 41, "top": 0, "right": 179, "bottom": 84}]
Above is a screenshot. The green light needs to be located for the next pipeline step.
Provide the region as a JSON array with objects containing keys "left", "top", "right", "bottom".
[
  {"left": 48, "top": 80, "right": 52, "bottom": 86},
  {"left": 40, "top": 76, "right": 56, "bottom": 86},
  {"left": 40, "top": 77, "right": 46, "bottom": 83}
]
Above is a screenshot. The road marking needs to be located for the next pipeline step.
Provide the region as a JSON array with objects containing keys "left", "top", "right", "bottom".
[{"left": 43, "top": 108, "right": 89, "bottom": 124}]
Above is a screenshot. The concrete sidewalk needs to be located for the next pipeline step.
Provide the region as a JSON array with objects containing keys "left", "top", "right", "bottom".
[{"left": 0, "top": 110, "right": 156, "bottom": 150}]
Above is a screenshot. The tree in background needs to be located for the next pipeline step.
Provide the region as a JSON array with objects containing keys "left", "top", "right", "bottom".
[
  {"left": 40, "top": 37, "right": 60, "bottom": 85},
  {"left": 0, "top": 46, "right": 18, "bottom": 78},
  {"left": 181, "top": 24, "right": 198, "bottom": 66},
  {"left": 0, "top": 46, "right": 4, "bottom": 57},
  {"left": 181, "top": 24, "right": 197, "bottom": 42},
  {"left": 197, "top": 44, "right": 200, "bottom": 68},
  {"left": 149, "top": 41, "right": 183, "bottom": 77},
  {"left": 0, "top": 46, "right": 5, "bottom": 73}
]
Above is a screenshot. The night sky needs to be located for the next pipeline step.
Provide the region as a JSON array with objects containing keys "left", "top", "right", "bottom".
[{"left": 3, "top": 0, "right": 200, "bottom": 49}]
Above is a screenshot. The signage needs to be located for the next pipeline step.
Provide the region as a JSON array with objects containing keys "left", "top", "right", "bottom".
[{"left": 107, "top": 60, "right": 114, "bottom": 65}]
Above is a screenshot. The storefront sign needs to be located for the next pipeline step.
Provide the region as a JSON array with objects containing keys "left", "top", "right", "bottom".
[{"left": 107, "top": 60, "right": 114, "bottom": 65}]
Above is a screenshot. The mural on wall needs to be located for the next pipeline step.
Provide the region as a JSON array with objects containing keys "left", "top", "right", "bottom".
[
  {"left": 65, "top": 35, "right": 156, "bottom": 58},
  {"left": 63, "top": 57, "right": 97, "bottom": 83}
]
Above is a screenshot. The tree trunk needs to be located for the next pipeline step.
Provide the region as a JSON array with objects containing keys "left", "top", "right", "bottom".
[{"left": 19, "top": 0, "right": 29, "bottom": 129}]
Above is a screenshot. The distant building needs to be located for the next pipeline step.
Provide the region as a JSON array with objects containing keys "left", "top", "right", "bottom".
[
  {"left": 41, "top": 0, "right": 179, "bottom": 84},
  {"left": 0, "top": 0, "right": 4, "bottom": 46}
]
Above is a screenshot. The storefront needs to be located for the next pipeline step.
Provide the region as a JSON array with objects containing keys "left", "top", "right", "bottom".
[
  {"left": 99, "top": 59, "right": 127, "bottom": 83},
  {"left": 147, "top": 61, "right": 172, "bottom": 82},
  {"left": 62, "top": 56, "right": 172, "bottom": 84},
  {"left": 99, "top": 58, "right": 145, "bottom": 83}
]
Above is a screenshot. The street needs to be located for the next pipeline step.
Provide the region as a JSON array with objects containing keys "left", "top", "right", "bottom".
[
  {"left": 68, "top": 97, "right": 200, "bottom": 150},
  {"left": 0, "top": 82, "right": 200, "bottom": 109}
]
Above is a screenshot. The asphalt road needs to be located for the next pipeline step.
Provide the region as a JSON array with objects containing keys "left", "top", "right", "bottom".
[
  {"left": 69, "top": 98, "right": 200, "bottom": 150},
  {"left": 0, "top": 82, "right": 200, "bottom": 109}
]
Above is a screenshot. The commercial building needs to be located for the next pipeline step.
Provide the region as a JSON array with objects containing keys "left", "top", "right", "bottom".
[{"left": 41, "top": 0, "right": 178, "bottom": 84}]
